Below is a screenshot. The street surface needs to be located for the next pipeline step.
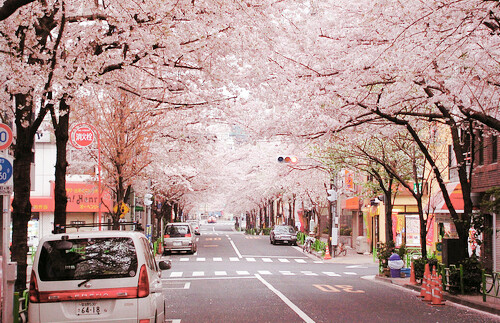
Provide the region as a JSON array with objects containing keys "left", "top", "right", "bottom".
[{"left": 160, "top": 221, "right": 500, "bottom": 323}]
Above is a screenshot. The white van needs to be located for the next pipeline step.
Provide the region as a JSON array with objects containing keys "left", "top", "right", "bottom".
[{"left": 28, "top": 230, "right": 171, "bottom": 323}]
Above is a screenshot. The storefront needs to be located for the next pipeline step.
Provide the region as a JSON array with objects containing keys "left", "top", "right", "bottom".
[{"left": 27, "top": 182, "right": 112, "bottom": 245}]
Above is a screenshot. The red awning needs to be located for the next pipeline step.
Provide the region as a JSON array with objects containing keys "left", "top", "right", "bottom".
[{"left": 427, "top": 182, "right": 464, "bottom": 213}]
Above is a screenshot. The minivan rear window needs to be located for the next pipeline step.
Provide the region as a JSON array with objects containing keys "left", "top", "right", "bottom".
[
  {"left": 165, "top": 225, "right": 190, "bottom": 237},
  {"left": 37, "top": 237, "right": 138, "bottom": 281}
]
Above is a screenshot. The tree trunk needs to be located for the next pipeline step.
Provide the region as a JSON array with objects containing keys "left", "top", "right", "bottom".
[
  {"left": 53, "top": 97, "right": 69, "bottom": 233},
  {"left": 384, "top": 190, "right": 394, "bottom": 243},
  {"left": 11, "top": 93, "right": 35, "bottom": 292}
]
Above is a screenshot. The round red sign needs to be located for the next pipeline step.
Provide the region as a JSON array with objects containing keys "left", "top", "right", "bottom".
[
  {"left": 71, "top": 126, "right": 94, "bottom": 148},
  {"left": 0, "top": 124, "right": 13, "bottom": 150}
]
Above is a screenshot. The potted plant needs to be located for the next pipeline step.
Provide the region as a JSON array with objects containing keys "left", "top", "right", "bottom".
[{"left": 377, "top": 241, "right": 395, "bottom": 277}]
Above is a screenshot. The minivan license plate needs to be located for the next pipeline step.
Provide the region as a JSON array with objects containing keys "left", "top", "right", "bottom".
[{"left": 77, "top": 302, "right": 102, "bottom": 315}]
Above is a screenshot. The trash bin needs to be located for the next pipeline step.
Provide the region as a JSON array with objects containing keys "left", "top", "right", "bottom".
[{"left": 388, "top": 253, "right": 404, "bottom": 278}]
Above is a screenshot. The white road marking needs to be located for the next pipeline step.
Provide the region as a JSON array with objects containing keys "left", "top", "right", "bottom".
[
  {"left": 294, "top": 259, "right": 307, "bottom": 263},
  {"left": 361, "top": 275, "right": 376, "bottom": 280},
  {"left": 279, "top": 259, "right": 290, "bottom": 263},
  {"left": 323, "top": 272, "right": 341, "bottom": 277},
  {"left": 255, "top": 274, "right": 315, "bottom": 323},
  {"left": 246, "top": 258, "right": 256, "bottom": 262},
  {"left": 230, "top": 240, "right": 243, "bottom": 258},
  {"left": 214, "top": 271, "right": 227, "bottom": 276},
  {"left": 170, "top": 272, "right": 183, "bottom": 278},
  {"left": 262, "top": 258, "right": 273, "bottom": 263},
  {"left": 229, "top": 257, "right": 240, "bottom": 262},
  {"left": 343, "top": 272, "right": 358, "bottom": 275},
  {"left": 166, "top": 319, "right": 182, "bottom": 323},
  {"left": 196, "top": 257, "right": 206, "bottom": 262},
  {"left": 258, "top": 270, "right": 272, "bottom": 275},
  {"left": 237, "top": 271, "right": 250, "bottom": 275},
  {"left": 301, "top": 271, "right": 318, "bottom": 276},
  {"left": 346, "top": 265, "right": 367, "bottom": 269},
  {"left": 213, "top": 257, "right": 222, "bottom": 262},
  {"left": 179, "top": 258, "right": 189, "bottom": 262},
  {"left": 192, "top": 271, "right": 204, "bottom": 277},
  {"left": 313, "top": 261, "right": 323, "bottom": 264},
  {"left": 280, "top": 271, "right": 295, "bottom": 276}
]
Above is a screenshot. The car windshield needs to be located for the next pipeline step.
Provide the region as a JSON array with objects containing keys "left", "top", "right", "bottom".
[
  {"left": 37, "top": 237, "right": 138, "bottom": 281},
  {"left": 165, "top": 225, "right": 190, "bottom": 237},
  {"left": 275, "top": 226, "right": 295, "bottom": 233}
]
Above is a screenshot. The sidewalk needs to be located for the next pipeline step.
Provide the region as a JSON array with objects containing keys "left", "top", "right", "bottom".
[
  {"left": 375, "top": 275, "right": 500, "bottom": 316},
  {"left": 305, "top": 247, "right": 500, "bottom": 316}
]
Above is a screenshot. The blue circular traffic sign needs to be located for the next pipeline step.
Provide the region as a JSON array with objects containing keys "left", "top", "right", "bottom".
[{"left": 0, "top": 157, "right": 13, "bottom": 184}]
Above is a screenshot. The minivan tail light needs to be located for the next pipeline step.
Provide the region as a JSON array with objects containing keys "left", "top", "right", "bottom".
[
  {"left": 185, "top": 234, "right": 191, "bottom": 238},
  {"left": 29, "top": 270, "right": 40, "bottom": 303},
  {"left": 137, "top": 264, "right": 150, "bottom": 298}
]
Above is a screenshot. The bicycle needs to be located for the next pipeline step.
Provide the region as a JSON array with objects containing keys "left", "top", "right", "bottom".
[
  {"left": 302, "top": 235, "right": 315, "bottom": 253},
  {"left": 334, "top": 242, "right": 347, "bottom": 257}
]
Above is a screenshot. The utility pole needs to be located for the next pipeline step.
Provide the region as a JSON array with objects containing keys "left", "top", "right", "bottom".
[{"left": 327, "top": 172, "right": 338, "bottom": 257}]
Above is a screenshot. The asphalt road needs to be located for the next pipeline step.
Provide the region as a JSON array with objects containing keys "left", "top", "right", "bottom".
[{"left": 159, "top": 222, "right": 500, "bottom": 323}]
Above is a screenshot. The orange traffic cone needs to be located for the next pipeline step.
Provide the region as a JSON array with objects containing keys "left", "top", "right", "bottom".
[
  {"left": 431, "top": 274, "right": 446, "bottom": 306},
  {"left": 410, "top": 262, "right": 417, "bottom": 285},
  {"left": 419, "top": 272, "right": 427, "bottom": 298},
  {"left": 423, "top": 272, "right": 433, "bottom": 302},
  {"left": 324, "top": 244, "right": 332, "bottom": 260}
]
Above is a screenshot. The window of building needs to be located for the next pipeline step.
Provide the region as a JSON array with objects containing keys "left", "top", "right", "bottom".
[
  {"left": 492, "top": 135, "right": 498, "bottom": 163},
  {"left": 478, "top": 130, "right": 484, "bottom": 165}
]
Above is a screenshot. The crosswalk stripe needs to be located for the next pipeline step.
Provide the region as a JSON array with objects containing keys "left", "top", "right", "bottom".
[
  {"left": 237, "top": 271, "right": 250, "bottom": 275},
  {"left": 280, "top": 271, "right": 295, "bottom": 276},
  {"left": 164, "top": 271, "right": 361, "bottom": 278},
  {"left": 301, "top": 271, "right": 318, "bottom": 276},
  {"left": 323, "top": 272, "right": 341, "bottom": 277}
]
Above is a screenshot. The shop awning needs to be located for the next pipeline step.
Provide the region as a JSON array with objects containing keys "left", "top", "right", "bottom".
[{"left": 427, "top": 182, "right": 464, "bottom": 214}]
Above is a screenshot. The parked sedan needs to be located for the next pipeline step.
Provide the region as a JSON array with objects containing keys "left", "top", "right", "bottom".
[
  {"left": 270, "top": 225, "right": 297, "bottom": 245},
  {"left": 163, "top": 222, "right": 200, "bottom": 255}
]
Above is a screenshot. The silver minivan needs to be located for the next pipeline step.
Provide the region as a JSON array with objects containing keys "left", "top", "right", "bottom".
[
  {"left": 28, "top": 230, "right": 171, "bottom": 323},
  {"left": 163, "top": 222, "right": 200, "bottom": 255}
]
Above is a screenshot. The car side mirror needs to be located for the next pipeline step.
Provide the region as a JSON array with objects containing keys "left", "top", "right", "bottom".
[{"left": 159, "top": 260, "right": 172, "bottom": 270}]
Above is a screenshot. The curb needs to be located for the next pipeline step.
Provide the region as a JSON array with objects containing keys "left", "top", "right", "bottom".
[{"left": 375, "top": 275, "right": 500, "bottom": 316}]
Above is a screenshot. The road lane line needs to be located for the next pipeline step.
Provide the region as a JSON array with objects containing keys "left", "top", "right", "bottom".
[
  {"left": 279, "top": 259, "right": 290, "bottom": 263},
  {"left": 262, "top": 258, "right": 273, "bottom": 262},
  {"left": 246, "top": 258, "right": 256, "bottom": 262},
  {"left": 294, "top": 259, "right": 307, "bottom": 263},
  {"left": 255, "top": 274, "right": 315, "bottom": 323},
  {"left": 229, "top": 257, "right": 240, "bottom": 262},
  {"left": 179, "top": 258, "right": 189, "bottom": 262},
  {"left": 192, "top": 271, "right": 204, "bottom": 277},
  {"left": 213, "top": 257, "right": 222, "bottom": 262},
  {"left": 170, "top": 272, "right": 183, "bottom": 278},
  {"left": 214, "top": 271, "right": 227, "bottom": 276},
  {"left": 230, "top": 240, "right": 243, "bottom": 258},
  {"left": 323, "top": 272, "right": 341, "bottom": 277}
]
